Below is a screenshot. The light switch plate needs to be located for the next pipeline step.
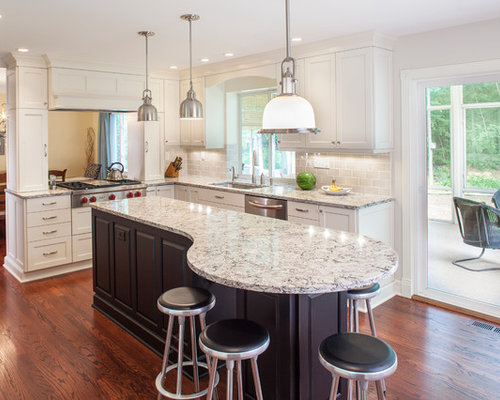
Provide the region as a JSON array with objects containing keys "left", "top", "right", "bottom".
[{"left": 313, "top": 157, "right": 330, "bottom": 169}]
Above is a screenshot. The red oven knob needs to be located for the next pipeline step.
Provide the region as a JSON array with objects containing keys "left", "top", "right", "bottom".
[
  {"left": 127, "top": 192, "right": 134, "bottom": 198},
  {"left": 109, "top": 194, "right": 116, "bottom": 200},
  {"left": 90, "top": 196, "right": 97, "bottom": 203},
  {"left": 135, "top": 191, "right": 142, "bottom": 197},
  {"left": 81, "top": 197, "right": 88, "bottom": 204}
]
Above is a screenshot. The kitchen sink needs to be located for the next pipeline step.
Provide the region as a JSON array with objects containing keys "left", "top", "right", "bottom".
[{"left": 210, "top": 181, "right": 268, "bottom": 190}]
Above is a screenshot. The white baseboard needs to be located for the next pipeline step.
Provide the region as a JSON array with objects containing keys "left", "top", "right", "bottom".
[
  {"left": 3, "top": 256, "right": 92, "bottom": 283},
  {"left": 357, "top": 279, "right": 402, "bottom": 313}
]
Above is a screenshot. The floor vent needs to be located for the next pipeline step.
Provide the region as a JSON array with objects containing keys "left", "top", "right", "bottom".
[{"left": 471, "top": 321, "right": 494, "bottom": 331}]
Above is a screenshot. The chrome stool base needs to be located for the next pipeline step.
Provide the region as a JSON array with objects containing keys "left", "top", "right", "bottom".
[{"left": 155, "top": 361, "right": 219, "bottom": 400}]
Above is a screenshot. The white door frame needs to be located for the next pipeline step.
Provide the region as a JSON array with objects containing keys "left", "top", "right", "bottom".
[{"left": 400, "top": 59, "right": 500, "bottom": 317}]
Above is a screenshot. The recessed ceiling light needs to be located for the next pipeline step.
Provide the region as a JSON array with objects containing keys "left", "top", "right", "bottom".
[
  {"left": 17, "top": 48, "right": 29, "bottom": 53},
  {"left": 291, "top": 37, "right": 302, "bottom": 42},
  {"left": 224, "top": 52, "right": 234, "bottom": 57},
  {"left": 169, "top": 65, "right": 178, "bottom": 70},
  {"left": 200, "top": 58, "right": 209, "bottom": 62}
]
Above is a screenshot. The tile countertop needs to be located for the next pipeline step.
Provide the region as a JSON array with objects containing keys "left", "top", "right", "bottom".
[
  {"left": 145, "top": 175, "right": 393, "bottom": 210},
  {"left": 5, "top": 187, "right": 72, "bottom": 199},
  {"left": 92, "top": 197, "right": 399, "bottom": 294}
]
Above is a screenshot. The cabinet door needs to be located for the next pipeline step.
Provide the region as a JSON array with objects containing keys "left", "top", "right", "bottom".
[
  {"left": 18, "top": 109, "right": 49, "bottom": 192},
  {"left": 6, "top": 70, "right": 17, "bottom": 110},
  {"left": 175, "top": 185, "right": 189, "bottom": 201},
  {"left": 157, "top": 186, "right": 174, "bottom": 198},
  {"left": 164, "top": 79, "right": 180, "bottom": 147},
  {"left": 277, "top": 60, "right": 307, "bottom": 150},
  {"left": 143, "top": 120, "right": 163, "bottom": 181},
  {"left": 336, "top": 48, "right": 373, "bottom": 150},
  {"left": 304, "top": 55, "right": 336, "bottom": 150},
  {"left": 319, "top": 206, "right": 357, "bottom": 232},
  {"left": 19, "top": 67, "right": 48, "bottom": 109}
]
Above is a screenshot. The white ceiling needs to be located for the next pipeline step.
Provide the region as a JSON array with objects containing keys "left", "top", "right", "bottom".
[{"left": 1, "top": 0, "right": 500, "bottom": 71}]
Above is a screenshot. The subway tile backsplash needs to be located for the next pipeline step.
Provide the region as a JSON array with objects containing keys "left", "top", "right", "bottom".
[{"left": 166, "top": 148, "right": 391, "bottom": 196}]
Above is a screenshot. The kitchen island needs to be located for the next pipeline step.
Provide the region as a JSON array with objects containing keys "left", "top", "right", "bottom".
[{"left": 91, "top": 197, "right": 398, "bottom": 400}]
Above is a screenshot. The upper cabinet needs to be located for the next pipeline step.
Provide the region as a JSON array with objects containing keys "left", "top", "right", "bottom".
[
  {"left": 278, "top": 46, "right": 393, "bottom": 153},
  {"left": 7, "top": 67, "right": 48, "bottom": 110},
  {"left": 164, "top": 79, "right": 180, "bottom": 147}
]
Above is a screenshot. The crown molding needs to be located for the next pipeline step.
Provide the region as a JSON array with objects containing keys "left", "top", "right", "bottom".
[
  {"left": 3, "top": 53, "right": 47, "bottom": 69},
  {"left": 181, "top": 30, "right": 395, "bottom": 80}
]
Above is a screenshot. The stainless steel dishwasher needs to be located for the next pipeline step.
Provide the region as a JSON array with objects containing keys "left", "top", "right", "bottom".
[{"left": 245, "top": 195, "right": 287, "bottom": 220}]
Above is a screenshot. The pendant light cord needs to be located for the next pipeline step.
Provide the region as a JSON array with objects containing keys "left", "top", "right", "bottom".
[
  {"left": 189, "top": 17, "right": 193, "bottom": 91},
  {"left": 285, "top": 0, "right": 291, "bottom": 59},
  {"left": 145, "top": 34, "right": 149, "bottom": 92}
]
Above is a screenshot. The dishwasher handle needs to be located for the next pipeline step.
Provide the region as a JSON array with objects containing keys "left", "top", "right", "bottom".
[{"left": 247, "top": 200, "right": 284, "bottom": 210}]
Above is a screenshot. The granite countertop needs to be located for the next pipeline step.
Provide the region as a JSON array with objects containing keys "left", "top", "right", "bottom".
[
  {"left": 144, "top": 175, "right": 393, "bottom": 209},
  {"left": 5, "top": 187, "right": 72, "bottom": 199},
  {"left": 92, "top": 197, "right": 398, "bottom": 294}
]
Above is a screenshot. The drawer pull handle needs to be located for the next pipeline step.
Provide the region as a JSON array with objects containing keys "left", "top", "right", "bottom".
[
  {"left": 42, "top": 216, "right": 57, "bottom": 220},
  {"left": 248, "top": 201, "right": 284, "bottom": 210},
  {"left": 42, "top": 201, "right": 57, "bottom": 206},
  {"left": 43, "top": 250, "right": 58, "bottom": 256},
  {"left": 214, "top": 195, "right": 225, "bottom": 199},
  {"left": 295, "top": 208, "right": 309, "bottom": 213},
  {"left": 42, "top": 230, "right": 58, "bottom": 235}
]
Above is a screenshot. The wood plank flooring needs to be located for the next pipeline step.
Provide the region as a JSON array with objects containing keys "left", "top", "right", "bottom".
[{"left": 1, "top": 248, "right": 499, "bottom": 398}]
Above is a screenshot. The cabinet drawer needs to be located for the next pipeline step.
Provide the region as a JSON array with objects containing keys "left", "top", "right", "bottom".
[
  {"left": 157, "top": 185, "right": 175, "bottom": 198},
  {"left": 27, "top": 208, "right": 71, "bottom": 227},
  {"left": 27, "top": 237, "right": 72, "bottom": 271},
  {"left": 72, "top": 233, "right": 92, "bottom": 262},
  {"left": 288, "top": 215, "right": 320, "bottom": 226},
  {"left": 27, "top": 195, "right": 70, "bottom": 213},
  {"left": 288, "top": 201, "right": 319, "bottom": 220},
  {"left": 27, "top": 222, "right": 71, "bottom": 243},
  {"left": 199, "top": 189, "right": 244, "bottom": 208},
  {"left": 72, "top": 208, "right": 92, "bottom": 235}
]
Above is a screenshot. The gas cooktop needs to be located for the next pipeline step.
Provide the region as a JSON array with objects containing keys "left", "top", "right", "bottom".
[{"left": 58, "top": 179, "right": 142, "bottom": 191}]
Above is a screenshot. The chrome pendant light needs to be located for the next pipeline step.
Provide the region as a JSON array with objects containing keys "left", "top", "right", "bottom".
[
  {"left": 179, "top": 14, "right": 203, "bottom": 119},
  {"left": 259, "top": 0, "right": 316, "bottom": 134},
  {"left": 137, "top": 31, "right": 158, "bottom": 121}
]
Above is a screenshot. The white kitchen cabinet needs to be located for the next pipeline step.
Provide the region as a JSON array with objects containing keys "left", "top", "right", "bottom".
[
  {"left": 174, "top": 185, "right": 205, "bottom": 203},
  {"left": 148, "top": 185, "right": 175, "bottom": 198},
  {"left": 304, "top": 54, "right": 336, "bottom": 150},
  {"left": 287, "top": 201, "right": 320, "bottom": 226},
  {"left": 199, "top": 189, "right": 245, "bottom": 211},
  {"left": 8, "top": 109, "right": 49, "bottom": 192},
  {"left": 72, "top": 208, "right": 92, "bottom": 235},
  {"left": 149, "top": 78, "right": 164, "bottom": 113},
  {"left": 72, "top": 233, "right": 92, "bottom": 263},
  {"left": 335, "top": 47, "right": 392, "bottom": 152},
  {"left": 7, "top": 67, "right": 48, "bottom": 110},
  {"left": 180, "top": 78, "right": 205, "bottom": 147},
  {"left": 319, "top": 201, "right": 393, "bottom": 245},
  {"left": 164, "top": 79, "right": 181, "bottom": 147}
]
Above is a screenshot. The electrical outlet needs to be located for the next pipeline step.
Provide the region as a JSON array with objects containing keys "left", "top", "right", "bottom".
[{"left": 313, "top": 157, "right": 330, "bottom": 169}]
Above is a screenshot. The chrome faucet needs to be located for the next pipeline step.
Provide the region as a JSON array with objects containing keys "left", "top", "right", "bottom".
[
  {"left": 230, "top": 166, "right": 236, "bottom": 182},
  {"left": 260, "top": 172, "right": 265, "bottom": 185}
]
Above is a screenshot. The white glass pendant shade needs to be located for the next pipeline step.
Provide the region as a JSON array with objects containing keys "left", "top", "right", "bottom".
[{"left": 260, "top": 94, "right": 316, "bottom": 133}]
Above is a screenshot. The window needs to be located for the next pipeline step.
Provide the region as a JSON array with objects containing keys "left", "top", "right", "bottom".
[
  {"left": 109, "top": 113, "right": 128, "bottom": 171},
  {"left": 239, "top": 91, "right": 295, "bottom": 179}
]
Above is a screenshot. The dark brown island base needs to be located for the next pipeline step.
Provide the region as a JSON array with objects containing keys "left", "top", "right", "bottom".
[{"left": 91, "top": 198, "right": 398, "bottom": 400}]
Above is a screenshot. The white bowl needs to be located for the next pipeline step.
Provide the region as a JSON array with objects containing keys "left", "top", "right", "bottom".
[{"left": 321, "top": 186, "right": 351, "bottom": 196}]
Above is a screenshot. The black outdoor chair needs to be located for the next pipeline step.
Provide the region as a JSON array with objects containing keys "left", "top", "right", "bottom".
[
  {"left": 493, "top": 189, "right": 500, "bottom": 209},
  {"left": 453, "top": 197, "right": 500, "bottom": 272}
]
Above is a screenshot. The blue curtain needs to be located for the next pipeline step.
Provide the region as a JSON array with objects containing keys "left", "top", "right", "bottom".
[{"left": 98, "top": 113, "right": 118, "bottom": 179}]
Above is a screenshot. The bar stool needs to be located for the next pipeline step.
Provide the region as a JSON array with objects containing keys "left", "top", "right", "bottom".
[
  {"left": 199, "top": 319, "right": 270, "bottom": 400},
  {"left": 347, "top": 283, "right": 387, "bottom": 396},
  {"left": 319, "top": 333, "right": 397, "bottom": 400},
  {"left": 156, "top": 286, "right": 219, "bottom": 400}
]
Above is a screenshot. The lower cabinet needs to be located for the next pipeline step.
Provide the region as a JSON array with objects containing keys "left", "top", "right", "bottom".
[
  {"left": 92, "top": 208, "right": 348, "bottom": 400},
  {"left": 27, "top": 236, "right": 72, "bottom": 271},
  {"left": 147, "top": 184, "right": 175, "bottom": 198}
]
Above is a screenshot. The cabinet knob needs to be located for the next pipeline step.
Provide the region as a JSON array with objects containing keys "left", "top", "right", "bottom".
[
  {"left": 337, "top": 141, "right": 341, "bottom": 145},
  {"left": 165, "top": 140, "right": 169, "bottom": 143},
  {"left": 331, "top": 141, "right": 336, "bottom": 144}
]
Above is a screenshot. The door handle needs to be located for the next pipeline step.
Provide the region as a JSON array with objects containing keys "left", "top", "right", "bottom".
[
  {"left": 247, "top": 201, "right": 283, "bottom": 210},
  {"left": 44, "top": 144, "right": 48, "bottom": 157},
  {"left": 145, "top": 141, "right": 149, "bottom": 152}
]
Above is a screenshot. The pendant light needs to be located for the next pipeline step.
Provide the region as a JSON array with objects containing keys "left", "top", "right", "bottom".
[
  {"left": 259, "top": 0, "right": 316, "bottom": 134},
  {"left": 179, "top": 14, "right": 203, "bottom": 119},
  {"left": 137, "top": 31, "right": 158, "bottom": 121}
]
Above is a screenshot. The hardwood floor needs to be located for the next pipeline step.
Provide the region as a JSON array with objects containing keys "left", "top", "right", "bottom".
[{"left": 1, "top": 245, "right": 499, "bottom": 399}]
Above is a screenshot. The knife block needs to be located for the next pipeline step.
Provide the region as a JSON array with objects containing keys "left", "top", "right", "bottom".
[{"left": 165, "top": 162, "right": 179, "bottom": 178}]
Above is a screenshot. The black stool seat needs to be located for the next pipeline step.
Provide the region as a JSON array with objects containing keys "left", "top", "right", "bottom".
[
  {"left": 348, "top": 282, "right": 380, "bottom": 295},
  {"left": 158, "top": 286, "right": 215, "bottom": 311},
  {"left": 319, "top": 333, "right": 396, "bottom": 374},
  {"left": 200, "top": 319, "right": 269, "bottom": 354}
]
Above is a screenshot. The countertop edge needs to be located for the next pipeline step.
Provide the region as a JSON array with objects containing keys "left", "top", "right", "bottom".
[{"left": 5, "top": 188, "right": 72, "bottom": 199}]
